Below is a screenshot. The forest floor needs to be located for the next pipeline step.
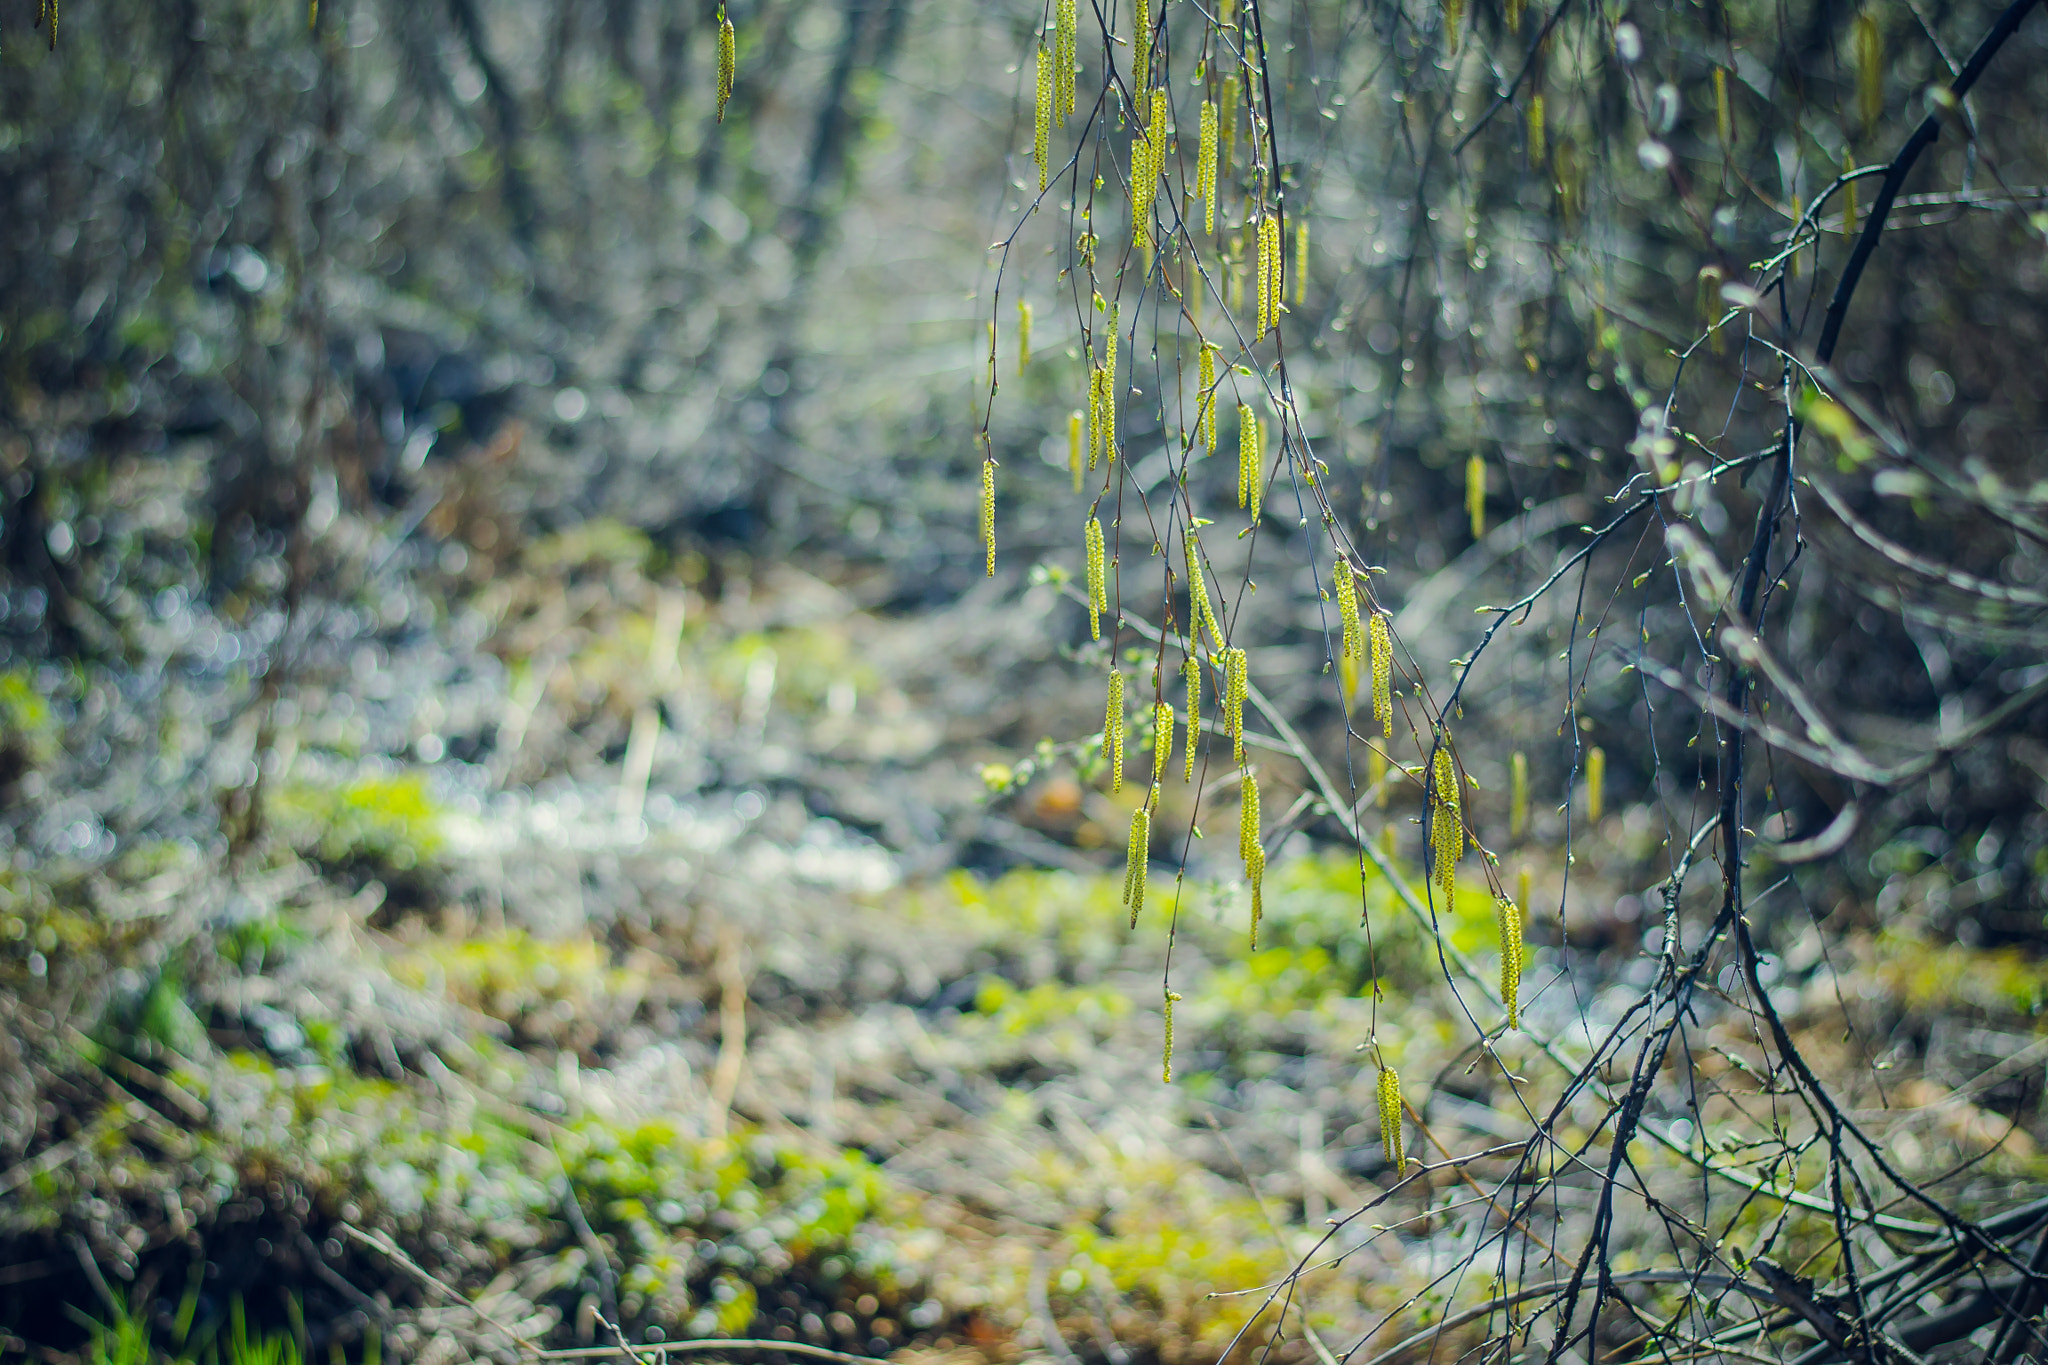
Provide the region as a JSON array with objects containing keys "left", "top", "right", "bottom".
[{"left": 3, "top": 449, "right": 2044, "bottom": 1365}]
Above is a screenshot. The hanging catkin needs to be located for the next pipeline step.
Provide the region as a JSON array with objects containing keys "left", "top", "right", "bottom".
[
  {"left": 1369, "top": 611, "right": 1393, "bottom": 739},
  {"left": 1429, "top": 741, "right": 1460, "bottom": 904},
  {"left": 1018, "top": 301, "right": 1034, "bottom": 372},
  {"left": 1256, "top": 217, "right": 1278, "bottom": 337},
  {"left": 1182, "top": 655, "right": 1200, "bottom": 782},
  {"left": 1186, "top": 529, "right": 1222, "bottom": 649},
  {"left": 1055, "top": 0, "right": 1077, "bottom": 122},
  {"left": 1240, "top": 769, "right": 1264, "bottom": 947},
  {"left": 1713, "top": 66, "right": 1732, "bottom": 145},
  {"left": 1496, "top": 894, "right": 1524, "bottom": 1029},
  {"left": 1132, "top": 0, "right": 1151, "bottom": 96},
  {"left": 1224, "top": 646, "right": 1248, "bottom": 765},
  {"left": 1443, "top": 0, "right": 1463, "bottom": 54},
  {"left": 1586, "top": 746, "right": 1606, "bottom": 823},
  {"left": 1068, "top": 411, "right": 1083, "bottom": 493},
  {"left": 1510, "top": 751, "right": 1528, "bottom": 841},
  {"left": 1528, "top": 93, "right": 1546, "bottom": 167},
  {"left": 1198, "top": 346, "right": 1218, "bottom": 455},
  {"left": 1377, "top": 1067, "right": 1405, "bottom": 1174},
  {"left": 1853, "top": 12, "right": 1882, "bottom": 131},
  {"left": 1294, "top": 220, "right": 1308, "bottom": 306},
  {"left": 716, "top": 9, "right": 737, "bottom": 122},
  {"left": 1198, "top": 100, "right": 1218, "bottom": 234},
  {"left": 1085, "top": 517, "right": 1107, "bottom": 639},
  {"left": 1105, "top": 668, "right": 1126, "bottom": 793},
  {"left": 1335, "top": 560, "right": 1361, "bottom": 703},
  {"left": 1151, "top": 700, "right": 1175, "bottom": 787},
  {"left": 981, "top": 460, "right": 996, "bottom": 576},
  {"left": 1124, "top": 793, "right": 1152, "bottom": 923},
  {"left": 1237, "top": 405, "right": 1258, "bottom": 513},
  {"left": 1162, "top": 989, "right": 1182, "bottom": 1081},
  {"left": 1466, "top": 454, "right": 1486, "bottom": 540},
  {"left": 1033, "top": 46, "right": 1052, "bottom": 191}
]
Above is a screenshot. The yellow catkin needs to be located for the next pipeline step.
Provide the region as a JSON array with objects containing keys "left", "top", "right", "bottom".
[
  {"left": 1106, "top": 668, "right": 1126, "bottom": 793},
  {"left": 1255, "top": 217, "right": 1278, "bottom": 337},
  {"left": 1103, "top": 307, "right": 1119, "bottom": 463},
  {"left": 1124, "top": 794, "right": 1152, "bottom": 923},
  {"left": 1218, "top": 72, "right": 1238, "bottom": 178},
  {"left": 1369, "top": 612, "right": 1393, "bottom": 739},
  {"left": 1085, "top": 516, "right": 1107, "bottom": 639},
  {"left": 1198, "top": 346, "right": 1217, "bottom": 455},
  {"left": 1034, "top": 46, "right": 1052, "bottom": 191},
  {"left": 1056, "top": 0, "right": 1077, "bottom": 123},
  {"left": 1240, "top": 769, "right": 1264, "bottom": 947},
  {"left": 1182, "top": 655, "right": 1200, "bottom": 782},
  {"left": 1430, "top": 742, "right": 1459, "bottom": 904},
  {"left": 1335, "top": 559, "right": 1361, "bottom": 702},
  {"left": 1853, "top": 12, "right": 1882, "bottom": 132},
  {"left": 1133, "top": 91, "right": 1167, "bottom": 249},
  {"left": 1152, "top": 700, "right": 1175, "bottom": 787},
  {"left": 1713, "top": 66, "right": 1732, "bottom": 145},
  {"left": 1369, "top": 746, "right": 1389, "bottom": 809},
  {"left": 981, "top": 460, "right": 996, "bottom": 576},
  {"left": 1089, "top": 366, "right": 1106, "bottom": 470},
  {"left": 1294, "top": 220, "right": 1308, "bottom": 306},
  {"left": 1224, "top": 646, "right": 1248, "bottom": 765},
  {"left": 1162, "top": 989, "right": 1182, "bottom": 1082},
  {"left": 1586, "top": 746, "right": 1605, "bottom": 824},
  {"left": 1517, "top": 866, "right": 1531, "bottom": 919},
  {"left": 1497, "top": 895, "right": 1524, "bottom": 1029},
  {"left": 1068, "top": 411, "right": 1083, "bottom": 493},
  {"left": 1198, "top": 101, "right": 1218, "bottom": 234},
  {"left": 1842, "top": 153, "right": 1858, "bottom": 240},
  {"left": 1266, "top": 217, "right": 1283, "bottom": 332},
  {"left": 1019, "top": 300, "right": 1034, "bottom": 371},
  {"left": 717, "top": 10, "right": 737, "bottom": 122},
  {"left": 1528, "top": 92, "right": 1546, "bottom": 168},
  {"left": 1510, "top": 751, "right": 1528, "bottom": 841},
  {"left": 1237, "top": 404, "right": 1258, "bottom": 512},
  {"left": 1443, "top": 0, "right": 1463, "bottom": 54},
  {"left": 1466, "top": 453, "right": 1486, "bottom": 540},
  {"left": 1132, "top": 0, "right": 1151, "bottom": 96},
  {"left": 1377, "top": 1066, "right": 1404, "bottom": 1174},
  {"left": 1186, "top": 530, "right": 1222, "bottom": 649}
]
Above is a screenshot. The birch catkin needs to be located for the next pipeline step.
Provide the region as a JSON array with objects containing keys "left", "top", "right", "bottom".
[
  {"left": 716, "top": 9, "right": 737, "bottom": 122},
  {"left": 1237, "top": 405, "right": 1258, "bottom": 512},
  {"left": 1018, "top": 300, "right": 1033, "bottom": 371},
  {"left": 1586, "top": 746, "right": 1606, "bottom": 823},
  {"left": 1466, "top": 454, "right": 1485, "bottom": 540},
  {"left": 1198, "top": 346, "right": 1217, "bottom": 455},
  {"left": 1186, "top": 529, "right": 1222, "bottom": 649},
  {"left": 1369, "top": 611, "right": 1393, "bottom": 739},
  {"left": 1497, "top": 895, "right": 1524, "bottom": 1029},
  {"left": 1055, "top": 0, "right": 1077, "bottom": 122},
  {"left": 1430, "top": 741, "right": 1460, "bottom": 904},
  {"left": 1151, "top": 700, "right": 1175, "bottom": 787},
  {"left": 1198, "top": 100, "right": 1218, "bottom": 234},
  {"left": 1105, "top": 668, "right": 1126, "bottom": 793},
  {"left": 1294, "top": 220, "right": 1308, "bottom": 306},
  {"left": 1182, "top": 655, "right": 1200, "bottom": 782},
  {"left": 1068, "top": 411, "right": 1083, "bottom": 493},
  {"left": 1124, "top": 793, "right": 1152, "bottom": 923},
  {"left": 1335, "top": 559, "right": 1361, "bottom": 703},
  {"left": 1033, "top": 46, "right": 1052, "bottom": 191},
  {"left": 1256, "top": 217, "right": 1278, "bottom": 337},
  {"left": 1239, "top": 769, "right": 1264, "bottom": 947},
  {"left": 1510, "top": 750, "right": 1528, "bottom": 841},
  {"left": 1085, "top": 516, "right": 1107, "bottom": 639},
  {"left": 1132, "top": 0, "right": 1151, "bottom": 95},
  {"left": 1162, "top": 989, "right": 1182, "bottom": 1081},
  {"left": 1377, "top": 1067, "right": 1405, "bottom": 1175},
  {"left": 1224, "top": 646, "right": 1248, "bottom": 765},
  {"left": 981, "top": 460, "right": 996, "bottom": 576}
]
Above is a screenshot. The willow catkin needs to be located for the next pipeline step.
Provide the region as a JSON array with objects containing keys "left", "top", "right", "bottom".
[
  {"left": 1033, "top": 46, "right": 1052, "bottom": 191},
  {"left": 1237, "top": 404, "right": 1258, "bottom": 513},
  {"left": 1018, "top": 301, "right": 1034, "bottom": 371},
  {"left": 1586, "top": 746, "right": 1606, "bottom": 824},
  {"left": 1105, "top": 668, "right": 1126, "bottom": 793},
  {"left": 1496, "top": 894, "right": 1524, "bottom": 1029},
  {"left": 1162, "top": 989, "right": 1182, "bottom": 1082},
  {"left": 1068, "top": 411, "right": 1083, "bottom": 493},
  {"left": 1123, "top": 792, "right": 1152, "bottom": 923},
  {"left": 1853, "top": 12, "right": 1882, "bottom": 131},
  {"left": 1198, "top": 346, "right": 1217, "bottom": 455},
  {"left": 981, "top": 460, "right": 996, "bottom": 576},
  {"left": 1085, "top": 516, "right": 1107, "bottom": 639},
  {"left": 1430, "top": 742, "right": 1460, "bottom": 904},
  {"left": 1377, "top": 1066, "right": 1405, "bottom": 1174},
  {"left": 1151, "top": 700, "right": 1175, "bottom": 787},
  {"left": 1509, "top": 751, "right": 1528, "bottom": 841},
  {"left": 1186, "top": 529, "right": 1222, "bottom": 649},
  {"left": 1055, "top": 0, "right": 1077, "bottom": 122},
  {"left": 1240, "top": 769, "right": 1264, "bottom": 947},
  {"left": 1294, "top": 220, "right": 1308, "bottom": 306},
  {"left": 1182, "top": 655, "right": 1200, "bottom": 782},
  {"left": 1224, "top": 646, "right": 1248, "bottom": 765},
  {"left": 716, "top": 9, "right": 737, "bottom": 122},
  {"left": 1368, "top": 611, "right": 1393, "bottom": 739},
  {"left": 1198, "top": 101, "right": 1218, "bottom": 234}
]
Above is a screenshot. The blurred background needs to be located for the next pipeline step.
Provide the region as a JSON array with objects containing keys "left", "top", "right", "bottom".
[{"left": 3, "top": 0, "right": 2046, "bottom": 1360}]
